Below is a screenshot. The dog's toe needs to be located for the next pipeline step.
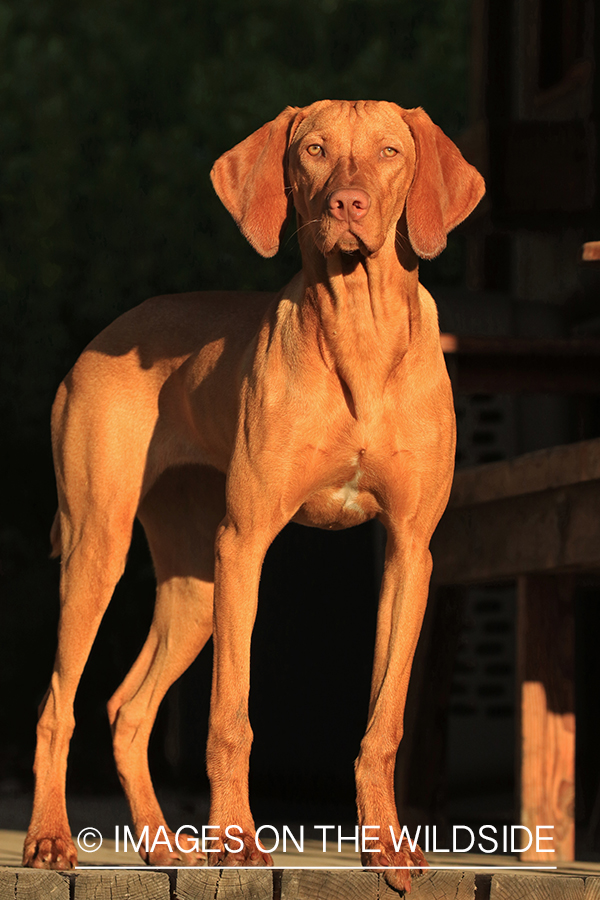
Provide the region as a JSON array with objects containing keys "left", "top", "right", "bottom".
[
  {"left": 23, "top": 835, "right": 77, "bottom": 870},
  {"left": 209, "top": 838, "right": 273, "bottom": 868},
  {"left": 144, "top": 831, "right": 206, "bottom": 867},
  {"left": 362, "top": 841, "right": 427, "bottom": 895}
]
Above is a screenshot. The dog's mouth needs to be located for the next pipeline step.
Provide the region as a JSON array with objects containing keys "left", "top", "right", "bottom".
[
  {"left": 321, "top": 226, "right": 375, "bottom": 258},
  {"left": 334, "top": 232, "right": 363, "bottom": 254}
]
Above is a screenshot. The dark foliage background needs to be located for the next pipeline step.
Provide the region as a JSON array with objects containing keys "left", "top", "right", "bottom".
[{"left": 0, "top": 0, "right": 470, "bottom": 800}]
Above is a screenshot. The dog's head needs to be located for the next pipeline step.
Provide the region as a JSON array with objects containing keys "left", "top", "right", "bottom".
[{"left": 210, "top": 99, "right": 484, "bottom": 261}]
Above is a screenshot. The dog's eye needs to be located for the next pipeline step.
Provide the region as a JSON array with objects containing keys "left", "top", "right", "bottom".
[
  {"left": 306, "top": 144, "right": 323, "bottom": 157},
  {"left": 380, "top": 147, "right": 398, "bottom": 158}
]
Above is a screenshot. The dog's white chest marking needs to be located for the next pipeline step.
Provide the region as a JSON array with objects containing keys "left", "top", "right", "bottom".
[
  {"left": 331, "top": 461, "right": 364, "bottom": 513},
  {"left": 292, "top": 454, "right": 374, "bottom": 529}
]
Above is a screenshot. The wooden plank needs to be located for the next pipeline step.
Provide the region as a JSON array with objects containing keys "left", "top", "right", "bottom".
[
  {"left": 585, "top": 877, "right": 600, "bottom": 899},
  {"left": 490, "top": 872, "right": 584, "bottom": 899},
  {"left": 280, "top": 869, "right": 476, "bottom": 900},
  {"left": 0, "top": 869, "right": 69, "bottom": 900},
  {"left": 446, "top": 439, "right": 600, "bottom": 508},
  {"left": 441, "top": 335, "right": 600, "bottom": 360},
  {"left": 73, "top": 871, "right": 171, "bottom": 900},
  {"left": 431, "top": 480, "right": 600, "bottom": 583},
  {"left": 281, "top": 870, "right": 377, "bottom": 899},
  {"left": 380, "top": 870, "right": 476, "bottom": 898},
  {"left": 517, "top": 576, "right": 575, "bottom": 863},
  {"left": 175, "top": 867, "right": 273, "bottom": 899},
  {"left": 441, "top": 335, "right": 600, "bottom": 394}
]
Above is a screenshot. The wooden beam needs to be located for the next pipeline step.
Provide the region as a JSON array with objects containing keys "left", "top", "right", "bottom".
[
  {"left": 490, "top": 871, "right": 585, "bottom": 898},
  {"left": 73, "top": 871, "right": 170, "bottom": 900},
  {"left": 431, "top": 439, "right": 600, "bottom": 584},
  {"left": 280, "top": 869, "right": 477, "bottom": 899},
  {"left": 175, "top": 868, "right": 273, "bottom": 899},
  {"left": 441, "top": 335, "right": 600, "bottom": 394},
  {"left": 446, "top": 439, "right": 600, "bottom": 508},
  {"left": 517, "top": 575, "right": 575, "bottom": 863},
  {"left": 0, "top": 869, "right": 69, "bottom": 900},
  {"left": 432, "top": 479, "right": 600, "bottom": 583}
]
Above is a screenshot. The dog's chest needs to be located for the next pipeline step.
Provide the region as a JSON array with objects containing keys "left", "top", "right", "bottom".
[{"left": 292, "top": 458, "right": 380, "bottom": 530}]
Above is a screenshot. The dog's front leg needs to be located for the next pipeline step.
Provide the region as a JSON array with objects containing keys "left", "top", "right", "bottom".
[
  {"left": 355, "top": 524, "right": 432, "bottom": 893},
  {"left": 205, "top": 516, "right": 275, "bottom": 867}
]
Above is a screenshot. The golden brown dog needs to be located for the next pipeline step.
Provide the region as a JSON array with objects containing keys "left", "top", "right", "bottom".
[{"left": 23, "top": 100, "right": 484, "bottom": 893}]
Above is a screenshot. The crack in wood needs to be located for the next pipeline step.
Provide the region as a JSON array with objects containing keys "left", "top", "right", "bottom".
[
  {"left": 213, "top": 868, "right": 222, "bottom": 900},
  {"left": 454, "top": 871, "right": 465, "bottom": 900}
]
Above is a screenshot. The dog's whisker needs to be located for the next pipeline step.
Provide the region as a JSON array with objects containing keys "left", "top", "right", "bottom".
[
  {"left": 395, "top": 232, "right": 411, "bottom": 253},
  {"left": 284, "top": 219, "right": 321, "bottom": 248},
  {"left": 292, "top": 219, "right": 320, "bottom": 237}
]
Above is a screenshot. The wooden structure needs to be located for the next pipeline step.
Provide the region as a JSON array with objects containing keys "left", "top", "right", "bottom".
[
  {"left": 4, "top": 865, "right": 600, "bottom": 900},
  {"left": 0, "top": 867, "right": 464, "bottom": 900},
  {"left": 433, "top": 252, "right": 600, "bottom": 858},
  {"left": 431, "top": 436, "right": 600, "bottom": 863}
]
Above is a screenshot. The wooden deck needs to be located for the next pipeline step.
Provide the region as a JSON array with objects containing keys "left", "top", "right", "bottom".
[{"left": 3, "top": 830, "right": 600, "bottom": 898}]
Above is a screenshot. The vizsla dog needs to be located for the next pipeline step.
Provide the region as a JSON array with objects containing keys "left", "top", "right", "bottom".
[{"left": 24, "top": 100, "right": 483, "bottom": 893}]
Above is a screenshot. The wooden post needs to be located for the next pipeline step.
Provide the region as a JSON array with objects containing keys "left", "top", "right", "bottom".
[{"left": 517, "top": 574, "right": 575, "bottom": 862}]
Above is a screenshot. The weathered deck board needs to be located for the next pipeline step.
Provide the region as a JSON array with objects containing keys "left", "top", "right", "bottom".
[
  {"left": 0, "top": 869, "right": 69, "bottom": 900},
  {"left": 281, "top": 870, "right": 379, "bottom": 899},
  {"left": 280, "top": 869, "right": 477, "bottom": 899},
  {"left": 4, "top": 866, "right": 600, "bottom": 899},
  {"left": 585, "top": 877, "right": 600, "bottom": 899},
  {"left": 381, "top": 870, "right": 476, "bottom": 899},
  {"left": 73, "top": 870, "right": 171, "bottom": 900},
  {"left": 490, "top": 871, "right": 584, "bottom": 899},
  {"left": 175, "top": 868, "right": 273, "bottom": 899}
]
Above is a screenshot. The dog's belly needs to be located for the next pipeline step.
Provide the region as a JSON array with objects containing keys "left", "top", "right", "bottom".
[{"left": 292, "top": 478, "right": 380, "bottom": 530}]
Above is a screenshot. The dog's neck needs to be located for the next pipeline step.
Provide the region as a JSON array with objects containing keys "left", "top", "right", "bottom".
[{"left": 295, "top": 228, "right": 421, "bottom": 421}]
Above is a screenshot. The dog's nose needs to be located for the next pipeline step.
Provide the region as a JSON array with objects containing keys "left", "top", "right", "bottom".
[{"left": 327, "top": 189, "right": 371, "bottom": 222}]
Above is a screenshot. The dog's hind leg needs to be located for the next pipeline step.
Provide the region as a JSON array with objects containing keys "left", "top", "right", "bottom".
[
  {"left": 23, "top": 366, "right": 159, "bottom": 869},
  {"left": 107, "top": 465, "right": 224, "bottom": 866},
  {"left": 23, "top": 481, "right": 140, "bottom": 869}
]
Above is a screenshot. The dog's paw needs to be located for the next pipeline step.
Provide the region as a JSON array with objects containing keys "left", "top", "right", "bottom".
[
  {"left": 141, "top": 831, "right": 206, "bottom": 867},
  {"left": 22, "top": 835, "right": 78, "bottom": 870},
  {"left": 208, "top": 835, "right": 273, "bottom": 868},
  {"left": 362, "top": 840, "right": 427, "bottom": 895}
]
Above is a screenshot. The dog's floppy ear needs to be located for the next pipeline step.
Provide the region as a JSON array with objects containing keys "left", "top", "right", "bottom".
[
  {"left": 210, "top": 107, "right": 299, "bottom": 258},
  {"left": 403, "top": 107, "right": 485, "bottom": 260}
]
